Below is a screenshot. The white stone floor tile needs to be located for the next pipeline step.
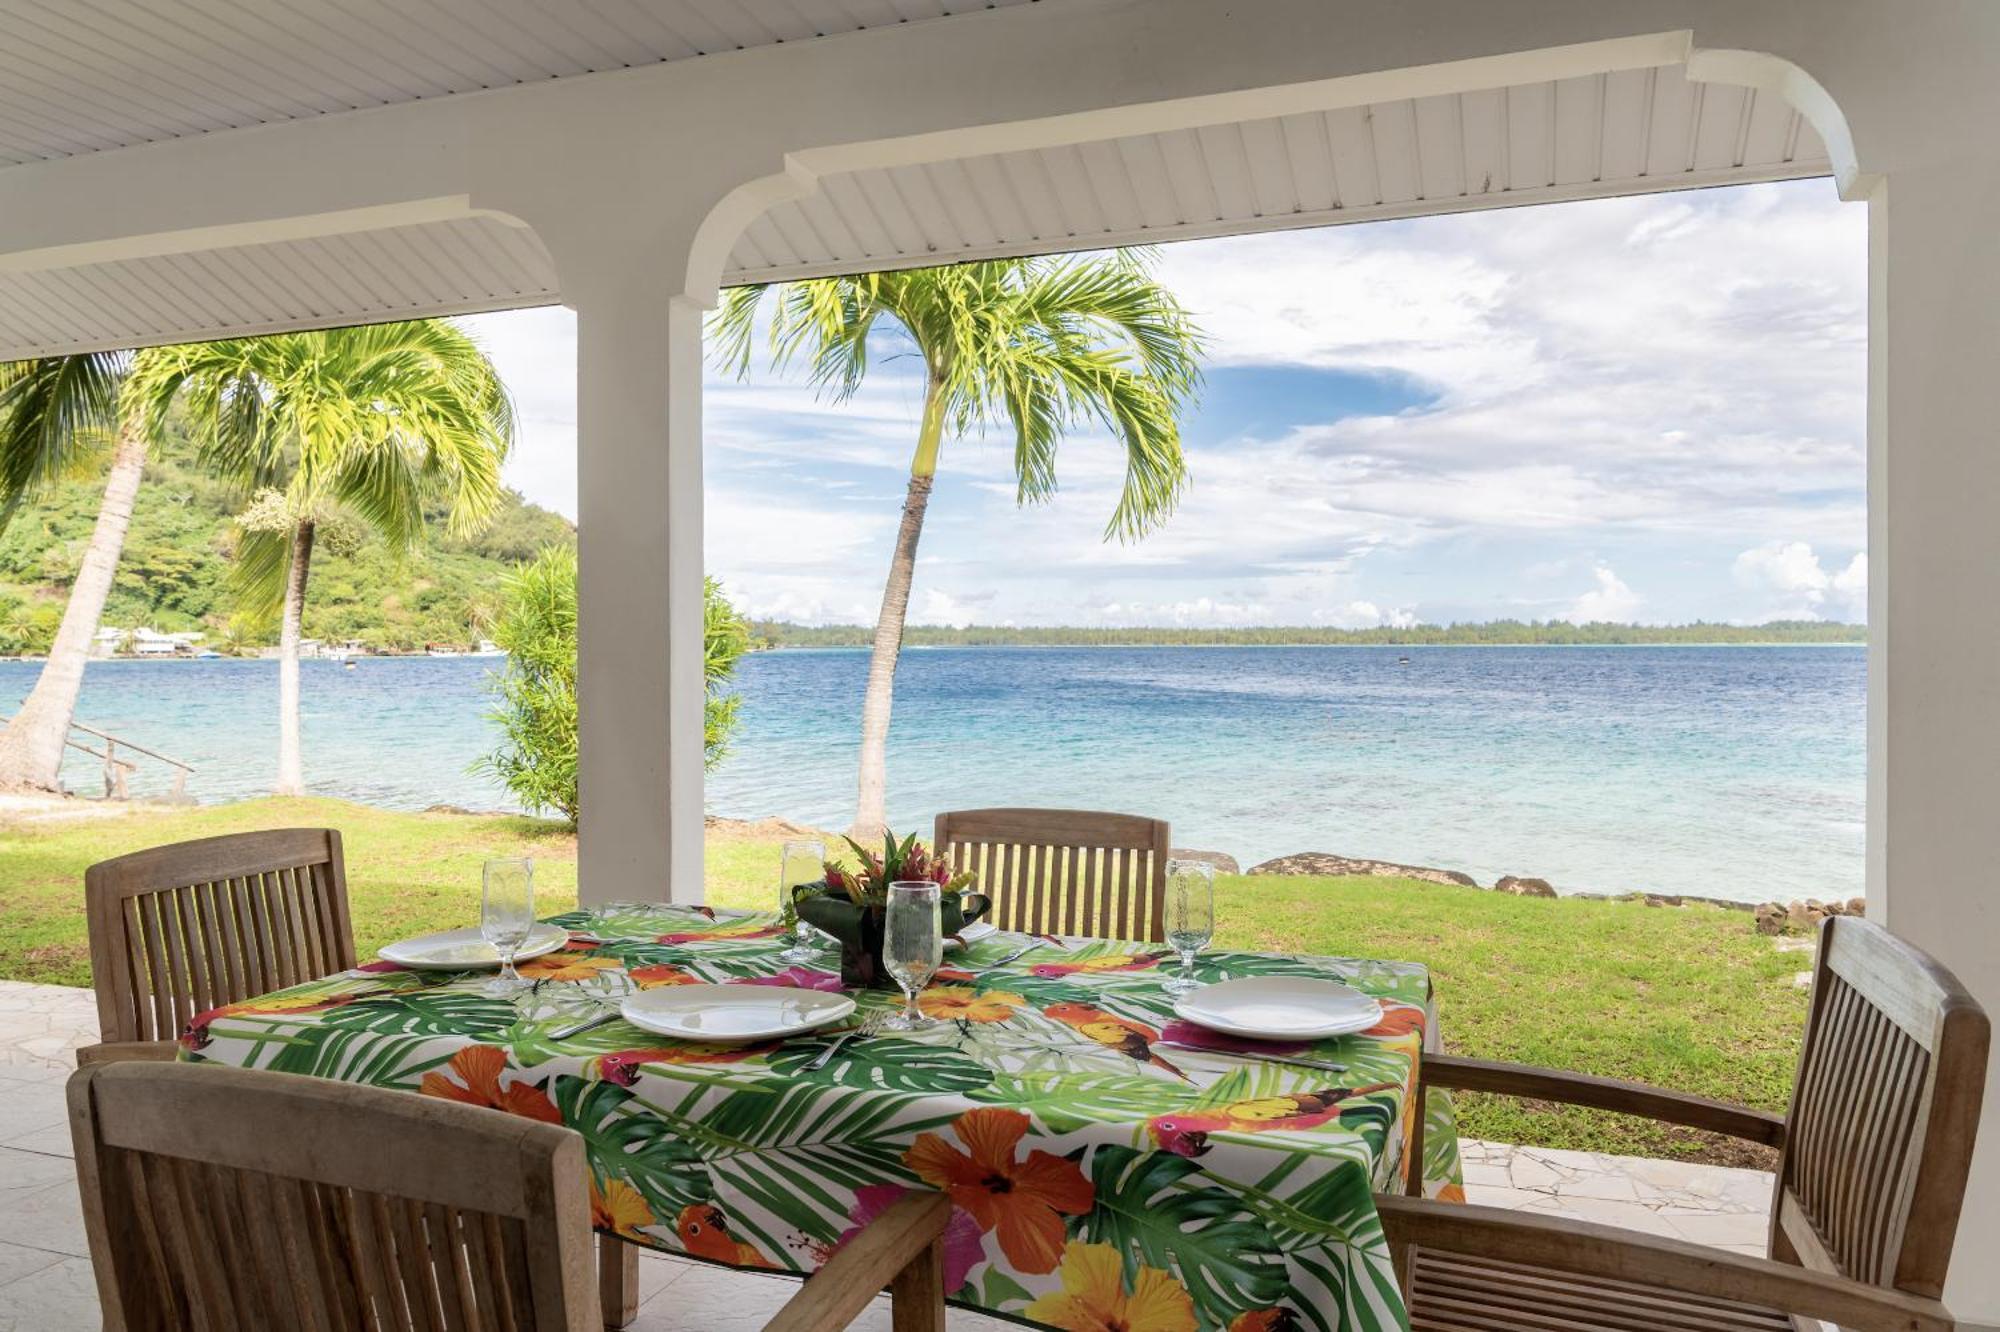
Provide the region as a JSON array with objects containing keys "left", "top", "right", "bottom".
[
  {"left": 0, "top": 1243, "right": 66, "bottom": 1290},
  {"left": 0, "top": 1255, "right": 97, "bottom": 1331}
]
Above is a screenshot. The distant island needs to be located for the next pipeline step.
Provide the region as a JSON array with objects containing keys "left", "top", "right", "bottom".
[{"left": 752, "top": 620, "right": 1866, "bottom": 648}]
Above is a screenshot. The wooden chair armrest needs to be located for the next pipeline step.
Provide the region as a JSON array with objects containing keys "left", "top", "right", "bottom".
[
  {"left": 1422, "top": 1053, "right": 1786, "bottom": 1147},
  {"left": 766, "top": 1191, "right": 951, "bottom": 1332},
  {"left": 74, "top": 1040, "right": 180, "bottom": 1067},
  {"left": 1375, "top": 1196, "right": 1954, "bottom": 1332}
]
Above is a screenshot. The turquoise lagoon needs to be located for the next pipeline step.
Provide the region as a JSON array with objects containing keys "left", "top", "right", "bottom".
[{"left": 1, "top": 645, "right": 1863, "bottom": 904}]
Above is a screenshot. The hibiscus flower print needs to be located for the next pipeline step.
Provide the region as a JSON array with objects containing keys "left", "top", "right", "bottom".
[
  {"left": 628, "top": 963, "right": 699, "bottom": 989},
  {"left": 904, "top": 1106, "right": 1092, "bottom": 1273},
  {"left": 1023, "top": 1242, "right": 1195, "bottom": 1332},
  {"left": 837, "top": 1185, "right": 985, "bottom": 1293},
  {"left": 518, "top": 950, "right": 621, "bottom": 982},
  {"left": 917, "top": 986, "right": 1024, "bottom": 1023},
  {"left": 419, "top": 1045, "right": 562, "bottom": 1124},
  {"left": 591, "top": 1176, "right": 655, "bottom": 1240}
]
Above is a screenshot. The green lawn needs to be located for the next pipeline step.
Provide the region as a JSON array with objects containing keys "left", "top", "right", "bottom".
[{"left": 0, "top": 796, "right": 1805, "bottom": 1163}]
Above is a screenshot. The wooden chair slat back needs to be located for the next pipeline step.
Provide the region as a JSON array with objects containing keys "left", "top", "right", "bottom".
[
  {"left": 1773, "top": 916, "right": 1989, "bottom": 1299},
  {"left": 85, "top": 829, "right": 357, "bottom": 1045},
  {"left": 70, "top": 1062, "right": 597, "bottom": 1332},
  {"left": 935, "top": 808, "right": 1171, "bottom": 942}
]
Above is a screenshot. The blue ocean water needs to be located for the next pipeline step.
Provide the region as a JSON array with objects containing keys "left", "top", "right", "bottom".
[{"left": 1, "top": 645, "right": 1864, "bottom": 904}]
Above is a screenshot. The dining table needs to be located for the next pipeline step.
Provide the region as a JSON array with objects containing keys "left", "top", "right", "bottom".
[{"left": 178, "top": 903, "right": 1464, "bottom": 1332}]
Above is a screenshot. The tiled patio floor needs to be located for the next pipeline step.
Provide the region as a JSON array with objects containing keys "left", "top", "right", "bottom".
[{"left": 0, "top": 980, "right": 1772, "bottom": 1329}]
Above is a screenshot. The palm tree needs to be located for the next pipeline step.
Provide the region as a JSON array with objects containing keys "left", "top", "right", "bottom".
[
  {"left": 132, "top": 321, "right": 514, "bottom": 795},
  {"left": 0, "top": 352, "right": 147, "bottom": 791},
  {"left": 712, "top": 253, "right": 1203, "bottom": 838}
]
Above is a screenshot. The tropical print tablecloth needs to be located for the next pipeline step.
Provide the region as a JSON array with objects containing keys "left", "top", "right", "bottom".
[{"left": 178, "top": 904, "right": 1462, "bottom": 1332}]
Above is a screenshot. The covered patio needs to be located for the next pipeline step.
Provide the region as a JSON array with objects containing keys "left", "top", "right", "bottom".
[{"left": 0, "top": 1, "right": 1996, "bottom": 1328}]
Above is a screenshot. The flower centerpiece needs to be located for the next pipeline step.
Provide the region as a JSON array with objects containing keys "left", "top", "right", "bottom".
[{"left": 795, "top": 832, "right": 991, "bottom": 989}]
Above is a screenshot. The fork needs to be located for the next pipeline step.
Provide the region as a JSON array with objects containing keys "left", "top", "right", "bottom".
[{"left": 804, "top": 1012, "right": 888, "bottom": 1070}]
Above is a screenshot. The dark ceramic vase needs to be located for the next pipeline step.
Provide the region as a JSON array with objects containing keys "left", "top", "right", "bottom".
[{"left": 795, "top": 883, "right": 992, "bottom": 991}]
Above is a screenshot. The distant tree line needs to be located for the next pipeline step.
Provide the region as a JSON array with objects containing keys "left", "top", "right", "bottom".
[{"left": 750, "top": 619, "right": 1867, "bottom": 649}]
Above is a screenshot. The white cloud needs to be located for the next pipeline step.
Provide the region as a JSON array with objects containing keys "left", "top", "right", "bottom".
[
  {"left": 454, "top": 177, "right": 1868, "bottom": 628},
  {"left": 1565, "top": 566, "right": 1641, "bottom": 623},
  {"left": 1732, "top": 541, "right": 1867, "bottom": 621}
]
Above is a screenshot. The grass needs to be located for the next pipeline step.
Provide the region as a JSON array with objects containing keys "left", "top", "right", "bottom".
[{"left": 0, "top": 796, "right": 1807, "bottom": 1163}]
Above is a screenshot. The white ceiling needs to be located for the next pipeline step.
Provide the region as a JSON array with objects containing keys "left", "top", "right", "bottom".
[
  {"left": 732, "top": 63, "right": 1827, "bottom": 282},
  {"left": 0, "top": 23, "right": 1829, "bottom": 360},
  {"left": 0, "top": 0, "right": 1034, "bottom": 166}
]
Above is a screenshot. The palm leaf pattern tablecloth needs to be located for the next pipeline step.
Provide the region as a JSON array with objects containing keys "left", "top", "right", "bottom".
[{"left": 178, "top": 904, "right": 1462, "bottom": 1332}]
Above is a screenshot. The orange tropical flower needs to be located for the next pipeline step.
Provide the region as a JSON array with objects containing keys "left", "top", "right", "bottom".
[
  {"left": 1023, "top": 1242, "right": 1195, "bottom": 1332},
  {"left": 904, "top": 1107, "right": 1092, "bottom": 1273},
  {"left": 518, "top": 950, "right": 622, "bottom": 982},
  {"left": 628, "top": 963, "right": 700, "bottom": 989},
  {"left": 419, "top": 1045, "right": 562, "bottom": 1124},
  {"left": 591, "top": 1176, "right": 655, "bottom": 1239},
  {"left": 918, "top": 986, "right": 1024, "bottom": 1023}
]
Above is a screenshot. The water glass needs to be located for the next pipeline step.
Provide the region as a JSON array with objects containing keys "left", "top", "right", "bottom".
[
  {"left": 1163, "top": 859, "right": 1214, "bottom": 996},
  {"left": 778, "top": 839, "right": 827, "bottom": 963},
  {"left": 882, "top": 880, "right": 942, "bottom": 1030},
  {"left": 481, "top": 857, "right": 535, "bottom": 996}
]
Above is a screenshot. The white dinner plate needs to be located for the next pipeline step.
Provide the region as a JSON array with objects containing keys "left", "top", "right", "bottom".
[
  {"left": 377, "top": 923, "right": 572, "bottom": 971},
  {"left": 943, "top": 920, "right": 998, "bottom": 952},
  {"left": 1172, "top": 977, "right": 1384, "bottom": 1041},
  {"left": 621, "top": 984, "right": 856, "bottom": 1044}
]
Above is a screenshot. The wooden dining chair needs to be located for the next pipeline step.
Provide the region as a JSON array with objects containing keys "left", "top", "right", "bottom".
[
  {"left": 1384, "top": 915, "right": 1989, "bottom": 1332},
  {"left": 934, "top": 807, "right": 1172, "bottom": 942},
  {"left": 71, "top": 1060, "right": 600, "bottom": 1330},
  {"left": 82, "top": 828, "right": 356, "bottom": 1058},
  {"left": 72, "top": 1062, "right": 956, "bottom": 1332}
]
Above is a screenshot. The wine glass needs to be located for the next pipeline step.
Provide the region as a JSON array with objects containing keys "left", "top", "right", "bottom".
[
  {"left": 481, "top": 857, "right": 535, "bottom": 996},
  {"left": 778, "top": 839, "right": 827, "bottom": 964},
  {"left": 882, "top": 880, "right": 942, "bottom": 1030},
  {"left": 1163, "top": 859, "right": 1214, "bottom": 997}
]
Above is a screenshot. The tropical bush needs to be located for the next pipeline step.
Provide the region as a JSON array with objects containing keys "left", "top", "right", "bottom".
[{"left": 482, "top": 544, "right": 751, "bottom": 824}]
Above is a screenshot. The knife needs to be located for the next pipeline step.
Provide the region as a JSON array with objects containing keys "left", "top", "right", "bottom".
[{"left": 1154, "top": 1041, "right": 1348, "bottom": 1075}]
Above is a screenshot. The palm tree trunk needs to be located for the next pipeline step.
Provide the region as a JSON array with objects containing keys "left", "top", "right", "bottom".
[
  {"left": 274, "top": 519, "right": 315, "bottom": 796},
  {"left": 852, "top": 472, "right": 934, "bottom": 840},
  {"left": 0, "top": 424, "right": 149, "bottom": 792}
]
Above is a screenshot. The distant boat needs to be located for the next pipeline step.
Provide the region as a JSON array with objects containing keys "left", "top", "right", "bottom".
[{"left": 1398, "top": 655, "right": 1411, "bottom": 665}]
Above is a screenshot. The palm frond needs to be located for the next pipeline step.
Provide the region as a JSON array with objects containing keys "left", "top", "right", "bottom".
[
  {"left": 0, "top": 351, "right": 127, "bottom": 532},
  {"left": 714, "top": 252, "right": 1204, "bottom": 540}
]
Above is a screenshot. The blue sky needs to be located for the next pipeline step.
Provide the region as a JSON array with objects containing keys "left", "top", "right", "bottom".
[{"left": 464, "top": 176, "right": 1867, "bottom": 627}]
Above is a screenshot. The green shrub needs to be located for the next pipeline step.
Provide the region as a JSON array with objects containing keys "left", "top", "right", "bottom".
[{"left": 480, "top": 545, "right": 751, "bottom": 825}]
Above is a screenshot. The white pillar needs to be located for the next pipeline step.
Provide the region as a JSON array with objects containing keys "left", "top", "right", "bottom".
[
  {"left": 1869, "top": 157, "right": 2000, "bottom": 1327},
  {"left": 568, "top": 276, "right": 708, "bottom": 906}
]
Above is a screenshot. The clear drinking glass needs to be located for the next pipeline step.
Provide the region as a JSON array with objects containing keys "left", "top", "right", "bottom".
[
  {"left": 778, "top": 839, "right": 827, "bottom": 963},
  {"left": 1163, "top": 859, "right": 1214, "bottom": 997},
  {"left": 481, "top": 857, "right": 535, "bottom": 996},
  {"left": 882, "top": 880, "right": 942, "bottom": 1030}
]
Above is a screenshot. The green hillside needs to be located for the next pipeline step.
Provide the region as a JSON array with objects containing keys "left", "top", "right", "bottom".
[{"left": 0, "top": 432, "right": 572, "bottom": 655}]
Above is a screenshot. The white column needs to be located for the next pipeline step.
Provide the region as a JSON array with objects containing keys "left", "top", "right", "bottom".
[
  {"left": 568, "top": 277, "right": 708, "bottom": 906},
  {"left": 1869, "top": 157, "right": 2000, "bottom": 1326}
]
